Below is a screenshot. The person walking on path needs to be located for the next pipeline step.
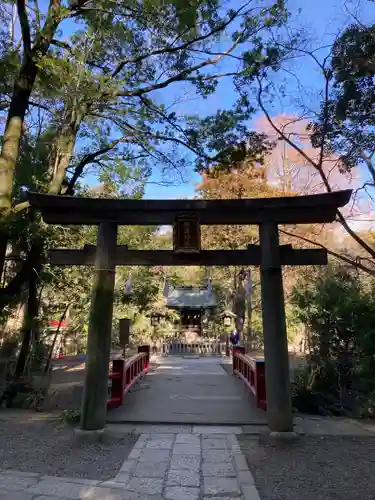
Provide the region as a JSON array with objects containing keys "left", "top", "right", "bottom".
[{"left": 230, "top": 329, "right": 240, "bottom": 347}]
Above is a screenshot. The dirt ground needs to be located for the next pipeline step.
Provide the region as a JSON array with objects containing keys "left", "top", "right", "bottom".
[
  {"left": 239, "top": 434, "right": 375, "bottom": 500},
  {"left": 42, "top": 352, "right": 153, "bottom": 412},
  {"left": 0, "top": 412, "right": 137, "bottom": 479},
  {"left": 42, "top": 355, "right": 87, "bottom": 412}
]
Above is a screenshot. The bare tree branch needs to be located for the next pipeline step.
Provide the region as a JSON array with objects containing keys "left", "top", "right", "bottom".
[
  {"left": 256, "top": 77, "right": 375, "bottom": 259},
  {"left": 51, "top": 39, "right": 73, "bottom": 52},
  {"left": 116, "top": 39, "right": 240, "bottom": 97},
  {"left": 17, "top": 0, "right": 32, "bottom": 56},
  {"left": 88, "top": 111, "right": 217, "bottom": 165},
  {"left": 33, "top": 0, "right": 41, "bottom": 31},
  {"left": 360, "top": 151, "right": 375, "bottom": 185},
  {"left": 65, "top": 138, "right": 134, "bottom": 195},
  {"left": 111, "top": 2, "right": 250, "bottom": 78},
  {"left": 279, "top": 229, "right": 375, "bottom": 276}
]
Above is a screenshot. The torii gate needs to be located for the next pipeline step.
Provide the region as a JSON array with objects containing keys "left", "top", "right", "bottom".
[{"left": 29, "top": 189, "right": 352, "bottom": 434}]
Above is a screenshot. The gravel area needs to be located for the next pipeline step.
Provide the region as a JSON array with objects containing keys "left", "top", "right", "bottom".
[
  {"left": 239, "top": 434, "right": 375, "bottom": 500},
  {"left": 0, "top": 416, "right": 137, "bottom": 480}
]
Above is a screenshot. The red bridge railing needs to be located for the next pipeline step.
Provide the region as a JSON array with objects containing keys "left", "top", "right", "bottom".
[
  {"left": 233, "top": 347, "right": 266, "bottom": 411},
  {"left": 107, "top": 345, "right": 150, "bottom": 410}
]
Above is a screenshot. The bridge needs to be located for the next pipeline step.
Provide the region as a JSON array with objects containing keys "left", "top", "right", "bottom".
[{"left": 106, "top": 347, "right": 270, "bottom": 427}]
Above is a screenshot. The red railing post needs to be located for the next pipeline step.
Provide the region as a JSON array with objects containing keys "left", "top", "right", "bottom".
[
  {"left": 138, "top": 345, "right": 150, "bottom": 369},
  {"left": 107, "top": 350, "right": 150, "bottom": 411},
  {"left": 255, "top": 359, "right": 267, "bottom": 410},
  {"left": 107, "top": 358, "right": 125, "bottom": 409},
  {"left": 232, "top": 351, "right": 267, "bottom": 412},
  {"left": 232, "top": 345, "right": 245, "bottom": 373}
]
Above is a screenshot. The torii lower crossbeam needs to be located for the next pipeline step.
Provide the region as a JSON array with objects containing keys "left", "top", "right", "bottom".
[{"left": 49, "top": 246, "right": 327, "bottom": 267}]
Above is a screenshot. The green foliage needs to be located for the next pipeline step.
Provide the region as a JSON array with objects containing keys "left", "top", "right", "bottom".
[
  {"left": 60, "top": 408, "right": 81, "bottom": 425},
  {"left": 1, "top": 0, "right": 292, "bottom": 203},
  {"left": 331, "top": 23, "right": 375, "bottom": 124},
  {"left": 291, "top": 265, "right": 375, "bottom": 417},
  {"left": 291, "top": 365, "right": 340, "bottom": 416},
  {"left": 310, "top": 22, "right": 375, "bottom": 172},
  {"left": 2, "top": 375, "right": 49, "bottom": 410}
]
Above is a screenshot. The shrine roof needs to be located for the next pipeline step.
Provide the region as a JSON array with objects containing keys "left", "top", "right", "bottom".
[{"left": 166, "top": 287, "right": 217, "bottom": 309}]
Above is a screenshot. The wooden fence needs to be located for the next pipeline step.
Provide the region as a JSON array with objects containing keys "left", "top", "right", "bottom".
[{"left": 151, "top": 339, "right": 227, "bottom": 356}]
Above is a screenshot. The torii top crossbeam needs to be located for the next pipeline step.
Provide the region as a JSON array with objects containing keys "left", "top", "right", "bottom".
[{"left": 28, "top": 190, "right": 352, "bottom": 225}]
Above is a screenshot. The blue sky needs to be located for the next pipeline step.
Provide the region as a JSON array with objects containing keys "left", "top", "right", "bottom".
[{"left": 141, "top": 0, "right": 374, "bottom": 199}]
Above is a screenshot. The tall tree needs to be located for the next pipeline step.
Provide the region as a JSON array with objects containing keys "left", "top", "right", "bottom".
[
  {"left": 244, "top": 15, "right": 375, "bottom": 265},
  {"left": 311, "top": 22, "right": 375, "bottom": 181},
  {"left": 197, "top": 161, "right": 281, "bottom": 346},
  {"left": 0, "top": 0, "right": 290, "bottom": 214},
  {"left": 0, "top": 0, "right": 89, "bottom": 213}
]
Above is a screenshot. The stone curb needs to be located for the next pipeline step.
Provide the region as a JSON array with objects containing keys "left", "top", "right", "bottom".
[{"left": 259, "top": 429, "right": 300, "bottom": 446}]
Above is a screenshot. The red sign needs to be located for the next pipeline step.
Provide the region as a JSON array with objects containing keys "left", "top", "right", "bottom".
[{"left": 49, "top": 320, "right": 68, "bottom": 329}]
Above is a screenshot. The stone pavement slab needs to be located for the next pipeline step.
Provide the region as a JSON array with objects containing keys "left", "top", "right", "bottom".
[
  {"left": 0, "top": 426, "right": 262, "bottom": 500},
  {"left": 107, "top": 427, "right": 262, "bottom": 500},
  {"left": 107, "top": 357, "right": 267, "bottom": 425},
  {"left": 0, "top": 493, "right": 34, "bottom": 500},
  {"left": 164, "top": 486, "right": 200, "bottom": 500},
  {"left": 0, "top": 473, "right": 39, "bottom": 491},
  {"left": 202, "top": 462, "right": 236, "bottom": 477},
  {"left": 170, "top": 455, "right": 201, "bottom": 472},
  {"left": 166, "top": 470, "right": 200, "bottom": 487},
  {"left": 133, "top": 461, "right": 169, "bottom": 477},
  {"left": 203, "top": 477, "right": 242, "bottom": 496}
]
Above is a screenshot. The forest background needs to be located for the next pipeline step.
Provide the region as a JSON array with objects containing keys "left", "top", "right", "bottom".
[{"left": 0, "top": 0, "right": 375, "bottom": 416}]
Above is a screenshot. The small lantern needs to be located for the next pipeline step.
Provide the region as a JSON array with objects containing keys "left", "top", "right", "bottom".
[
  {"left": 150, "top": 310, "right": 165, "bottom": 326},
  {"left": 224, "top": 316, "right": 231, "bottom": 327},
  {"left": 219, "top": 310, "right": 236, "bottom": 327}
]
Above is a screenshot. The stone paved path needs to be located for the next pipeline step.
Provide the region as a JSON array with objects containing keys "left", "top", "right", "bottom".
[
  {"left": 107, "top": 356, "right": 267, "bottom": 425},
  {"left": 0, "top": 426, "right": 260, "bottom": 499}
]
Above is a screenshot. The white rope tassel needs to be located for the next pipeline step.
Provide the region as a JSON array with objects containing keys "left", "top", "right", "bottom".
[{"left": 124, "top": 276, "right": 132, "bottom": 295}]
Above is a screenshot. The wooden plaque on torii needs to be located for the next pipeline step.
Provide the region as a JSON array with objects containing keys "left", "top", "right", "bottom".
[{"left": 173, "top": 214, "right": 201, "bottom": 254}]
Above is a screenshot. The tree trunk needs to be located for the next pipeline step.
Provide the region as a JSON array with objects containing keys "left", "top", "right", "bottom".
[
  {"left": 0, "top": 1, "right": 64, "bottom": 212},
  {"left": 0, "top": 222, "right": 43, "bottom": 314},
  {"left": 0, "top": 117, "right": 79, "bottom": 314},
  {"left": 0, "top": 231, "right": 7, "bottom": 285},
  {"left": 234, "top": 289, "right": 245, "bottom": 338},
  {"left": 13, "top": 271, "right": 38, "bottom": 379},
  {"left": 48, "top": 123, "right": 79, "bottom": 195},
  {"left": 0, "top": 58, "right": 37, "bottom": 211}
]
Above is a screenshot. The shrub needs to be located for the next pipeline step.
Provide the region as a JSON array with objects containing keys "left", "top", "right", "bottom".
[
  {"left": 291, "top": 265, "right": 375, "bottom": 417},
  {"left": 60, "top": 408, "right": 81, "bottom": 424}
]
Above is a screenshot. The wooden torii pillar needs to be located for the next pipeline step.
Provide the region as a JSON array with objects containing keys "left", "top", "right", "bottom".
[{"left": 29, "top": 190, "right": 352, "bottom": 433}]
